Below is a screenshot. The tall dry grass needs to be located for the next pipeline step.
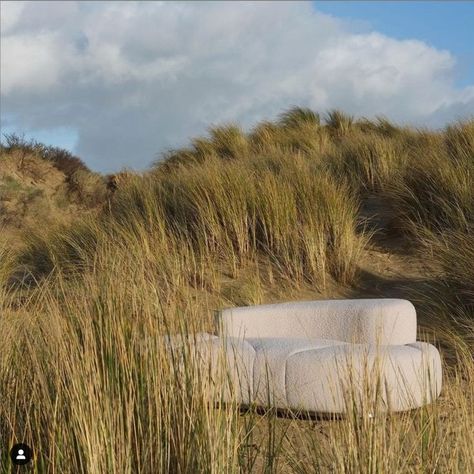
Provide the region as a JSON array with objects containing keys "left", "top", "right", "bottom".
[
  {"left": 1, "top": 109, "right": 473, "bottom": 472},
  {"left": 329, "top": 133, "right": 408, "bottom": 193},
  {"left": 21, "top": 150, "right": 366, "bottom": 290},
  {"left": 385, "top": 122, "right": 473, "bottom": 234},
  {"left": 0, "top": 242, "right": 244, "bottom": 472},
  {"left": 1, "top": 223, "right": 474, "bottom": 473},
  {"left": 286, "top": 325, "right": 474, "bottom": 474}
]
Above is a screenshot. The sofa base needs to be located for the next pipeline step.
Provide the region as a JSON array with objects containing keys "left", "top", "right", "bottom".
[{"left": 170, "top": 334, "right": 442, "bottom": 414}]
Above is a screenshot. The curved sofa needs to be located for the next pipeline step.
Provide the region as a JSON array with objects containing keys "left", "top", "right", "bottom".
[{"left": 185, "top": 299, "right": 442, "bottom": 414}]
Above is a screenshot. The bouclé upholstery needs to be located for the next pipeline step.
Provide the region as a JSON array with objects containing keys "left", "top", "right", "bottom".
[{"left": 175, "top": 299, "right": 442, "bottom": 414}]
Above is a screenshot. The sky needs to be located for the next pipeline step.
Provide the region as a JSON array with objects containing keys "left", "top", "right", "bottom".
[
  {"left": 315, "top": 1, "right": 474, "bottom": 87},
  {"left": 1, "top": 1, "right": 473, "bottom": 172}
]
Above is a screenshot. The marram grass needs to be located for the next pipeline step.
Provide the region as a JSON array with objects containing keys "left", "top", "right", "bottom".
[{"left": 1, "top": 109, "right": 473, "bottom": 472}]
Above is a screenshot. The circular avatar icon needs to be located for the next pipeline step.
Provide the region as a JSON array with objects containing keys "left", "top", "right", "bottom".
[{"left": 10, "top": 443, "right": 33, "bottom": 466}]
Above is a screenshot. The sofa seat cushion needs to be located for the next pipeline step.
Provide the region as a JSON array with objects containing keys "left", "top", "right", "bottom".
[
  {"left": 245, "top": 338, "right": 349, "bottom": 406},
  {"left": 283, "top": 341, "right": 442, "bottom": 413},
  {"left": 162, "top": 333, "right": 256, "bottom": 405},
  {"left": 194, "top": 335, "right": 256, "bottom": 405},
  {"left": 164, "top": 334, "right": 442, "bottom": 413}
]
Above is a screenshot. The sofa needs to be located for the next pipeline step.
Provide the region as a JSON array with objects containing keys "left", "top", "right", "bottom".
[{"left": 178, "top": 299, "right": 443, "bottom": 414}]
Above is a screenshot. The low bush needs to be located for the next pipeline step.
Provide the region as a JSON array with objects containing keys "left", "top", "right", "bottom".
[{"left": 1, "top": 133, "right": 89, "bottom": 177}]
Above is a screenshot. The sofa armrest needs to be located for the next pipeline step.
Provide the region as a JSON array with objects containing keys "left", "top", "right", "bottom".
[{"left": 219, "top": 299, "right": 417, "bottom": 345}]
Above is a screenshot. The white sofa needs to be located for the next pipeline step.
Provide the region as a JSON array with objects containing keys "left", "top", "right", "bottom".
[{"left": 184, "top": 299, "right": 442, "bottom": 414}]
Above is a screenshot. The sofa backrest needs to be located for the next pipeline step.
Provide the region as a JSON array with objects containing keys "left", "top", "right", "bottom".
[{"left": 219, "top": 298, "right": 417, "bottom": 345}]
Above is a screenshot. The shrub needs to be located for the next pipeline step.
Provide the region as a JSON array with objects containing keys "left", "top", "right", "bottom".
[
  {"left": 1, "top": 133, "right": 89, "bottom": 177},
  {"left": 40, "top": 145, "right": 89, "bottom": 177}
]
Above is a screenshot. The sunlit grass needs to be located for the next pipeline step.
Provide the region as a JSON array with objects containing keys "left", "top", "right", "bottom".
[{"left": 1, "top": 109, "right": 473, "bottom": 472}]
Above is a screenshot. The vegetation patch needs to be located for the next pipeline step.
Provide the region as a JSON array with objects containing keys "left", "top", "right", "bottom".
[{"left": 1, "top": 109, "right": 473, "bottom": 472}]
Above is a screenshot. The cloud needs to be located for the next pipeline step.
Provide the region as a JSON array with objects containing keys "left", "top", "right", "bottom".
[{"left": 1, "top": 1, "right": 472, "bottom": 172}]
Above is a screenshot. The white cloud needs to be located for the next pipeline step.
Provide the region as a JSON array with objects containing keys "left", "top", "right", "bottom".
[
  {"left": 1, "top": 32, "right": 67, "bottom": 93},
  {"left": 1, "top": 1, "right": 472, "bottom": 172},
  {"left": 0, "top": 1, "right": 24, "bottom": 33}
]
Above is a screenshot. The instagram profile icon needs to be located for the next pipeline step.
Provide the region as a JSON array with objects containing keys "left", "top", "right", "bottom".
[{"left": 10, "top": 443, "right": 33, "bottom": 466}]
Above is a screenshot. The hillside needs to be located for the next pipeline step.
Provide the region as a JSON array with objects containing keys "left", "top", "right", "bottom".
[
  {"left": 0, "top": 137, "right": 107, "bottom": 248},
  {"left": 0, "top": 109, "right": 473, "bottom": 472}
]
